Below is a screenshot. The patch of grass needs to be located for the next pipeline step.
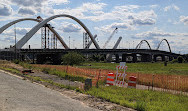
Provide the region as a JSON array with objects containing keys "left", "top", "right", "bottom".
[
  {"left": 42, "top": 68, "right": 86, "bottom": 83},
  {"left": 20, "top": 63, "right": 86, "bottom": 83},
  {"left": 79, "top": 62, "right": 188, "bottom": 75},
  {"left": 0, "top": 66, "right": 21, "bottom": 74},
  {"left": 27, "top": 75, "right": 83, "bottom": 93},
  {"left": 86, "top": 86, "right": 188, "bottom": 111}
]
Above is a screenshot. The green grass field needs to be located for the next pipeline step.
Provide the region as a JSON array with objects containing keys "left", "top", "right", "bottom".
[
  {"left": 78, "top": 62, "right": 188, "bottom": 75},
  {"left": 87, "top": 86, "right": 188, "bottom": 111}
]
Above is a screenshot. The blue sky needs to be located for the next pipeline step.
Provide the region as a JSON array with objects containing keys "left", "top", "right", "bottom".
[{"left": 0, "top": 0, "right": 187, "bottom": 54}]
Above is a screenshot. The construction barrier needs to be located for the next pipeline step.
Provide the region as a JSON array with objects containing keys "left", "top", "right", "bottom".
[
  {"left": 128, "top": 76, "right": 137, "bottom": 88},
  {"left": 115, "top": 73, "right": 126, "bottom": 86},
  {"left": 115, "top": 63, "right": 127, "bottom": 87},
  {"left": 106, "top": 72, "right": 115, "bottom": 86}
]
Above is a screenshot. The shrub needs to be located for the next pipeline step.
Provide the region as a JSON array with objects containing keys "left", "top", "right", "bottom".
[
  {"left": 13, "top": 59, "right": 20, "bottom": 64},
  {"left": 62, "top": 52, "right": 85, "bottom": 66}
]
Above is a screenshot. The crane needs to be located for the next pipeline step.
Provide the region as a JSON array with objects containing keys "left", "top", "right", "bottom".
[{"left": 103, "top": 27, "right": 118, "bottom": 49}]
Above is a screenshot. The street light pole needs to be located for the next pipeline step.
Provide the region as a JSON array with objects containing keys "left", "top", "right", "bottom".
[
  {"left": 14, "top": 24, "right": 17, "bottom": 59},
  {"left": 69, "top": 36, "right": 70, "bottom": 48}
]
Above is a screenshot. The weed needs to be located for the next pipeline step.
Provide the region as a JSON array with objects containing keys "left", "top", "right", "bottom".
[{"left": 86, "top": 86, "right": 188, "bottom": 111}]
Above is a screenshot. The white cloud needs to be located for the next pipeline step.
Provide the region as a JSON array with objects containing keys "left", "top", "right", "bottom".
[
  {"left": 0, "top": 3, "right": 12, "bottom": 16},
  {"left": 0, "top": 27, "right": 31, "bottom": 43},
  {"left": 134, "top": 28, "right": 188, "bottom": 39},
  {"left": 48, "top": 0, "right": 69, "bottom": 5},
  {"left": 164, "top": 4, "right": 180, "bottom": 12},
  {"left": 18, "top": 7, "right": 36, "bottom": 15},
  {"left": 82, "top": 2, "right": 107, "bottom": 10},
  {"left": 54, "top": 2, "right": 107, "bottom": 18},
  {"left": 10, "top": 0, "right": 45, "bottom": 7},
  {"left": 179, "top": 16, "right": 188, "bottom": 25},
  {"left": 133, "top": 18, "right": 155, "bottom": 25},
  {"left": 150, "top": 5, "right": 158, "bottom": 8},
  {"left": 114, "top": 5, "right": 139, "bottom": 12},
  {"left": 60, "top": 22, "right": 81, "bottom": 33},
  {"left": 95, "top": 22, "right": 134, "bottom": 33},
  {"left": 7, "top": 0, "right": 69, "bottom": 16},
  {"left": 132, "top": 28, "right": 188, "bottom": 50}
]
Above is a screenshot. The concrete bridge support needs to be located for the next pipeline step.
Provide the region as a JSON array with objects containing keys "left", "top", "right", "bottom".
[
  {"left": 141, "top": 54, "right": 152, "bottom": 62},
  {"left": 154, "top": 55, "right": 166, "bottom": 62},
  {"left": 115, "top": 54, "right": 120, "bottom": 63},
  {"left": 121, "top": 54, "right": 137, "bottom": 63},
  {"left": 36, "top": 53, "right": 62, "bottom": 64},
  {"left": 132, "top": 54, "right": 137, "bottom": 63}
]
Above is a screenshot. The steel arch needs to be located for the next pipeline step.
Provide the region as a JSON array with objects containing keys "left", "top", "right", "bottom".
[
  {"left": 15, "top": 14, "right": 100, "bottom": 49},
  {"left": 0, "top": 18, "right": 69, "bottom": 49},
  {"left": 135, "top": 40, "right": 151, "bottom": 50},
  {"left": 156, "top": 39, "right": 171, "bottom": 53},
  {"left": 0, "top": 18, "right": 39, "bottom": 34}
]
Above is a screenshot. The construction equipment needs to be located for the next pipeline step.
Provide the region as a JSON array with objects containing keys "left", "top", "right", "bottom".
[
  {"left": 103, "top": 27, "right": 118, "bottom": 49},
  {"left": 106, "top": 37, "right": 122, "bottom": 61},
  {"left": 85, "top": 35, "right": 97, "bottom": 49}
]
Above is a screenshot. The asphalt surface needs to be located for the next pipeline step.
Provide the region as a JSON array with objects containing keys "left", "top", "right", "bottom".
[{"left": 0, "top": 71, "right": 99, "bottom": 111}]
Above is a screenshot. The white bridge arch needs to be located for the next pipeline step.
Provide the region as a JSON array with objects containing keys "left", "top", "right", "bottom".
[
  {"left": 15, "top": 14, "right": 100, "bottom": 49},
  {"left": 0, "top": 18, "right": 69, "bottom": 49}
]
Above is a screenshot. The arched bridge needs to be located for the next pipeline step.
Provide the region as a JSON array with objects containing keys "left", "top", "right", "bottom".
[{"left": 0, "top": 15, "right": 181, "bottom": 63}]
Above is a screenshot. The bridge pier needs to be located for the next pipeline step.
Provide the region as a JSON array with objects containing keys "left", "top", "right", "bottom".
[
  {"left": 169, "top": 56, "right": 173, "bottom": 61},
  {"left": 115, "top": 54, "right": 119, "bottom": 63},
  {"left": 153, "top": 55, "right": 167, "bottom": 62},
  {"left": 122, "top": 54, "right": 126, "bottom": 62},
  {"left": 141, "top": 54, "right": 152, "bottom": 62},
  {"left": 132, "top": 54, "right": 137, "bottom": 63},
  {"left": 162, "top": 55, "right": 165, "bottom": 61},
  {"left": 121, "top": 54, "right": 137, "bottom": 63}
]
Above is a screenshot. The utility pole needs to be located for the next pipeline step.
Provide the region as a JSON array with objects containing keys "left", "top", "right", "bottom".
[
  {"left": 14, "top": 24, "right": 17, "bottom": 59},
  {"left": 69, "top": 36, "right": 70, "bottom": 48}
]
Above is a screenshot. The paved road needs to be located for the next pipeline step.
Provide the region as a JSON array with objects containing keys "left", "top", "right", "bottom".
[{"left": 0, "top": 71, "right": 99, "bottom": 111}]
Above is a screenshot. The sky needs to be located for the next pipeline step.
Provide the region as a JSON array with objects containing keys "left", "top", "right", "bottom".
[{"left": 0, "top": 0, "right": 187, "bottom": 54}]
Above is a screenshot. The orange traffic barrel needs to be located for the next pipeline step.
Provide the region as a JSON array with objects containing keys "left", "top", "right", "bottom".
[
  {"left": 106, "top": 72, "right": 115, "bottom": 86},
  {"left": 128, "top": 76, "right": 136, "bottom": 88}
]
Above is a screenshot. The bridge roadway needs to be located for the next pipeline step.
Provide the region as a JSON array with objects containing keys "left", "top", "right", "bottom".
[
  {"left": 19, "top": 49, "right": 179, "bottom": 56},
  {"left": 18, "top": 49, "right": 180, "bottom": 64}
]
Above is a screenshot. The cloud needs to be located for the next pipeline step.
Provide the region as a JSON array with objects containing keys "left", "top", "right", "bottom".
[
  {"left": 2, "top": 27, "right": 30, "bottom": 36},
  {"left": 0, "top": 3, "right": 12, "bottom": 16},
  {"left": 150, "top": 5, "right": 158, "bottom": 8},
  {"left": 18, "top": 7, "right": 36, "bottom": 15},
  {"left": 135, "top": 29, "right": 173, "bottom": 38},
  {"left": 179, "top": 16, "right": 188, "bottom": 25},
  {"left": 10, "top": 0, "right": 45, "bottom": 7},
  {"left": 113, "top": 5, "right": 139, "bottom": 12},
  {"left": 164, "top": 4, "right": 180, "bottom": 12},
  {"left": 82, "top": 2, "right": 107, "bottom": 10},
  {"left": 134, "top": 28, "right": 188, "bottom": 39},
  {"left": 95, "top": 22, "right": 134, "bottom": 33},
  {"left": 48, "top": 0, "right": 69, "bottom": 5},
  {"left": 54, "top": 2, "right": 107, "bottom": 18},
  {"left": 9, "top": 0, "right": 68, "bottom": 16},
  {"left": 133, "top": 18, "right": 155, "bottom": 25},
  {"left": 132, "top": 28, "right": 188, "bottom": 50},
  {"left": 53, "top": 3, "right": 156, "bottom": 28},
  {"left": 61, "top": 22, "right": 81, "bottom": 33}
]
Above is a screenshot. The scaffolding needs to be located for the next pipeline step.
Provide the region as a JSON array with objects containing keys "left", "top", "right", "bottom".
[
  {"left": 83, "top": 32, "right": 89, "bottom": 49},
  {"left": 41, "top": 24, "right": 57, "bottom": 49}
]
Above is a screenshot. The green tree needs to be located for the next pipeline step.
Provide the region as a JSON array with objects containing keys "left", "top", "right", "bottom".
[
  {"left": 62, "top": 52, "right": 85, "bottom": 66},
  {"left": 177, "top": 56, "right": 184, "bottom": 63}
]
